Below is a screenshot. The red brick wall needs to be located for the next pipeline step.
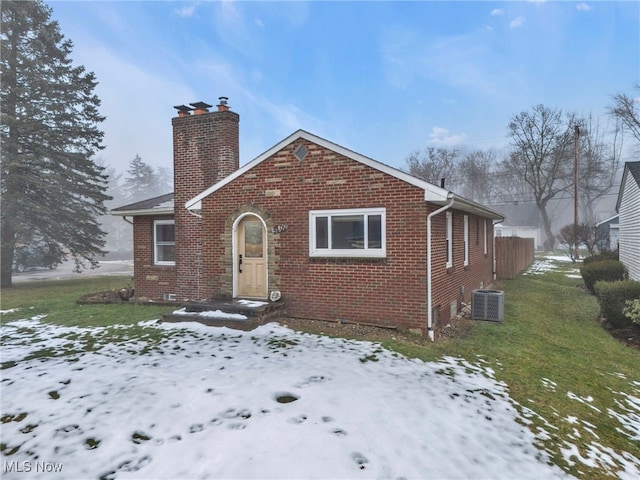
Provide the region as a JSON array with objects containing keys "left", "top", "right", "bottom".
[
  {"left": 197, "top": 138, "right": 495, "bottom": 334},
  {"left": 132, "top": 215, "right": 177, "bottom": 299},
  {"left": 429, "top": 210, "right": 495, "bottom": 328},
  {"left": 172, "top": 108, "right": 239, "bottom": 301}
]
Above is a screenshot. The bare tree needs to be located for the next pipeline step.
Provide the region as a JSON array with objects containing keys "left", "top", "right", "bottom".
[
  {"left": 493, "top": 151, "right": 533, "bottom": 205},
  {"left": 406, "top": 146, "right": 462, "bottom": 191},
  {"left": 577, "top": 113, "right": 622, "bottom": 223},
  {"left": 457, "top": 149, "right": 498, "bottom": 204},
  {"left": 505, "top": 104, "right": 575, "bottom": 250},
  {"left": 557, "top": 222, "right": 602, "bottom": 262},
  {"left": 609, "top": 84, "right": 640, "bottom": 144}
]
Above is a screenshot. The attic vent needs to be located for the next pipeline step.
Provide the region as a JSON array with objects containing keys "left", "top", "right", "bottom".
[{"left": 294, "top": 144, "right": 308, "bottom": 162}]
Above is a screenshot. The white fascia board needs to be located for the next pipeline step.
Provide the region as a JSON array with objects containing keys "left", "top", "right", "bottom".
[{"left": 111, "top": 208, "right": 174, "bottom": 217}]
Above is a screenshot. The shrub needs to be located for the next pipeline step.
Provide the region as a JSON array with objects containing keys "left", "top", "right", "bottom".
[
  {"left": 594, "top": 280, "right": 640, "bottom": 329},
  {"left": 580, "top": 260, "right": 626, "bottom": 294},
  {"left": 582, "top": 250, "right": 619, "bottom": 264},
  {"left": 624, "top": 299, "right": 640, "bottom": 326}
]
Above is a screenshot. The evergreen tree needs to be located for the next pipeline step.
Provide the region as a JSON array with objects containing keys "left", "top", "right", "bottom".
[
  {"left": 123, "top": 154, "right": 158, "bottom": 202},
  {"left": 1, "top": 0, "right": 109, "bottom": 287},
  {"left": 97, "top": 160, "right": 132, "bottom": 256},
  {"left": 155, "top": 166, "right": 173, "bottom": 194}
]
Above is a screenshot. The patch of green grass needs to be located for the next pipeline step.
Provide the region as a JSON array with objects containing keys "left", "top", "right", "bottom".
[
  {"left": 382, "top": 262, "right": 639, "bottom": 479},
  {"left": 1, "top": 276, "right": 172, "bottom": 327}
]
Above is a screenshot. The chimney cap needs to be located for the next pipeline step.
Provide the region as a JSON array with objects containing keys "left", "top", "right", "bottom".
[
  {"left": 174, "top": 105, "right": 194, "bottom": 113},
  {"left": 190, "top": 101, "right": 213, "bottom": 110}
]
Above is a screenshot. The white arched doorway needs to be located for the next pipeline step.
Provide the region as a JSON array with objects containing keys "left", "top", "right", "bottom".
[{"left": 233, "top": 213, "right": 268, "bottom": 299}]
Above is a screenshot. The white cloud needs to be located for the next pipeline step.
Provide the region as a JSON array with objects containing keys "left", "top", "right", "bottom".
[
  {"left": 576, "top": 3, "right": 592, "bottom": 12},
  {"left": 255, "top": 17, "right": 264, "bottom": 28},
  {"left": 510, "top": 16, "right": 525, "bottom": 29},
  {"left": 491, "top": 9, "right": 504, "bottom": 16},
  {"left": 429, "top": 127, "right": 467, "bottom": 145},
  {"left": 380, "top": 25, "right": 520, "bottom": 99},
  {"left": 176, "top": 5, "right": 197, "bottom": 18}
]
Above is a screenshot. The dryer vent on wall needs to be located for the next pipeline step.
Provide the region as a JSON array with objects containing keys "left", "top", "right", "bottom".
[{"left": 471, "top": 289, "right": 504, "bottom": 322}]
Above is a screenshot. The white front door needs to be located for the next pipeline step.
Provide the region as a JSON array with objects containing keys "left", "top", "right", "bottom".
[{"left": 237, "top": 215, "right": 267, "bottom": 298}]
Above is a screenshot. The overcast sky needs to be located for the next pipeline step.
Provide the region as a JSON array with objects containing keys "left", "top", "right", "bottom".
[{"left": 49, "top": 0, "right": 639, "bottom": 175}]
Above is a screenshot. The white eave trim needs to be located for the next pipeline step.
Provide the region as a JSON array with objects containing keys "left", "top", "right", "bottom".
[{"left": 111, "top": 208, "right": 174, "bottom": 217}]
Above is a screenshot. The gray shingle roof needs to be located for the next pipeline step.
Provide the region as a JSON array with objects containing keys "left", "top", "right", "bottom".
[{"left": 111, "top": 193, "right": 174, "bottom": 215}]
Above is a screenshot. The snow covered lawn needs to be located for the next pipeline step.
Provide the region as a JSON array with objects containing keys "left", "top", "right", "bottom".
[{"left": 0, "top": 318, "right": 568, "bottom": 479}]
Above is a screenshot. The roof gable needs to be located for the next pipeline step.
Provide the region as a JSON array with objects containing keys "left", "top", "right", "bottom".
[
  {"left": 185, "top": 129, "right": 504, "bottom": 220},
  {"left": 616, "top": 161, "right": 640, "bottom": 212}
]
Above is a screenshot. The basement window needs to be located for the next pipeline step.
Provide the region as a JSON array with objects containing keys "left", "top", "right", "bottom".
[
  {"left": 309, "top": 208, "right": 386, "bottom": 258},
  {"left": 154, "top": 220, "right": 175, "bottom": 265}
]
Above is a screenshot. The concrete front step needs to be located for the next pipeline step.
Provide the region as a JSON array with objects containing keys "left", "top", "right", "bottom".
[{"left": 162, "top": 298, "right": 286, "bottom": 331}]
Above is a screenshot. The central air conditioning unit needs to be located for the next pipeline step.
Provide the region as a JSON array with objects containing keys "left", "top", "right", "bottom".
[{"left": 471, "top": 289, "right": 504, "bottom": 322}]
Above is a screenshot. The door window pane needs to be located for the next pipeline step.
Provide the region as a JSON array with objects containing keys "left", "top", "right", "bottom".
[{"left": 244, "top": 221, "right": 263, "bottom": 258}]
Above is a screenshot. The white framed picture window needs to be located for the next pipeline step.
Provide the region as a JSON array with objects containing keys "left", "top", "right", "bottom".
[{"left": 309, "top": 208, "right": 386, "bottom": 258}]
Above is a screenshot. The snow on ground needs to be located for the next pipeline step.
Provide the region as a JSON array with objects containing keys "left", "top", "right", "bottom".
[
  {"left": 0, "top": 318, "right": 570, "bottom": 480},
  {"left": 524, "top": 253, "right": 582, "bottom": 278}
]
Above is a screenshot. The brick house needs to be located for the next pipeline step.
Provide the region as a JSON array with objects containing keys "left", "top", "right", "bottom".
[{"left": 112, "top": 98, "right": 504, "bottom": 339}]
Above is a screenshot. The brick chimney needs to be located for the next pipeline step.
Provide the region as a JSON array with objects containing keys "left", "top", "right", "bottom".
[{"left": 172, "top": 97, "right": 240, "bottom": 300}]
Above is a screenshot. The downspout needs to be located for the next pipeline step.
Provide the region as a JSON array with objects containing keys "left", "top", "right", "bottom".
[
  {"left": 427, "top": 196, "right": 455, "bottom": 341},
  {"left": 121, "top": 216, "right": 133, "bottom": 225},
  {"left": 492, "top": 220, "right": 501, "bottom": 281},
  {"left": 187, "top": 208, "right": 203, "bottom": 298}
]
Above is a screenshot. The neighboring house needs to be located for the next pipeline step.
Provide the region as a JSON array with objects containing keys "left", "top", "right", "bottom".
[
  {"left": 493, "top": 204, "right": 543, "bottom": 250},
  {"left": 112, "top": 98, "right": 504, "bottom": 339},
  {"left": 615, "top": 161, "right": 640, "bottom": 281},
  {"left": 595, "top": 214, "right": 619, "bottom": 252}
]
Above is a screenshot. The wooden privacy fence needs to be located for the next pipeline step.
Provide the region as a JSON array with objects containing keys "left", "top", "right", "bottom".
[{"left": 495, "top": 237, "right": 535, "bottom": 280}]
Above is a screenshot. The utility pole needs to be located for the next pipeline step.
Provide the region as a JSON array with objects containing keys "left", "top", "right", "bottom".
[{"left": 574, "top": 125, "right": 580, "bottom": 261}]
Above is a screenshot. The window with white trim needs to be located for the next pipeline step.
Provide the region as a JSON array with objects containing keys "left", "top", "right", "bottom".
[
  {"left": 309, "top": 208, "right": 386, "bottom": 257},
  {"left": 154, "top": 220, "right": 175, "bottom": 265},
  {"left": 446, "top": 211, "right": 453, "bottom": 268},
  {"left": 463, "top": 215, "right": 469, "bottom": 266}
]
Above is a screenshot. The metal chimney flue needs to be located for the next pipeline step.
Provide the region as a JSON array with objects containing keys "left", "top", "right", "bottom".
[{"left": 217, "top": 96, "right": 229, "bottom": 111}]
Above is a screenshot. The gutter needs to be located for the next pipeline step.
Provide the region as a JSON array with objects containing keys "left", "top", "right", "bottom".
[{"left": 426, "top": 195, "right": 455, "bottom": 342}]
